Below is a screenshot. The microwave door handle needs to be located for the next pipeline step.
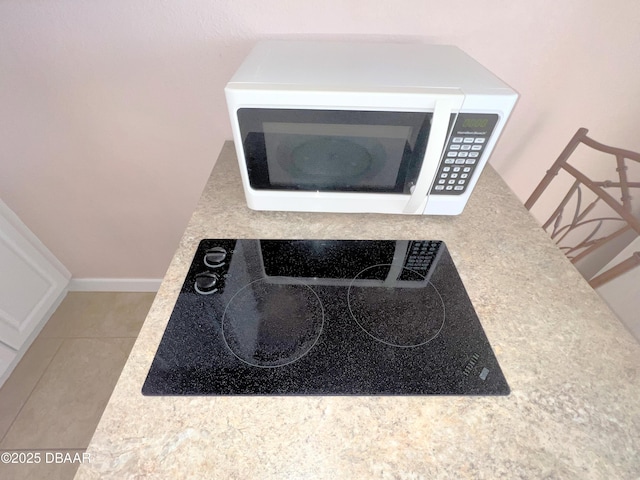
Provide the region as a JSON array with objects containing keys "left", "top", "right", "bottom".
[{"left": 402, "top": 99, "right": 453, "bottom": 214}]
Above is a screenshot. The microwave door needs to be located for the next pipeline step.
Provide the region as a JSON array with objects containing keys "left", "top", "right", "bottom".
[{"left": 403, "top": 98, "right": 458, "bottom": 214}]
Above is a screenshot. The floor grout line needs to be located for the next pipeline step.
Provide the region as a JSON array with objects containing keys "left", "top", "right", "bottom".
[
  {"left": 0, "top": 339, "right": 65, "bottom": 446},
  {"left": 0, "top": 292, "right": 152, "bottom": 458}
]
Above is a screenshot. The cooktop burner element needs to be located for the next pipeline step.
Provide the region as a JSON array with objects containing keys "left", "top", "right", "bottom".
[
  {"left": 142, "top": 239, "right": 509, "bottom": 396},
  {"left": 347, "top": 266, "right": 445, "bottom": 348},
  {"left": 222, "top": 279, "right": 325, "bottom": 367}
]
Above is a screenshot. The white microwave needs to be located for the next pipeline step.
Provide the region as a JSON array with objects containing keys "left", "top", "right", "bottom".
[{"left": 225, "top": 40, "right": 517, "bottom": 215}]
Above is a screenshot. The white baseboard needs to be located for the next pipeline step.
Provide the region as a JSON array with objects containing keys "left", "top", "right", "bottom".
[{"left": 68, "top": 278, "right": 162, "bottom": 292}]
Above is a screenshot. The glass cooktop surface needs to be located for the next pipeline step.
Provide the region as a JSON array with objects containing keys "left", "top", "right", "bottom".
[{"left": 142, "top": 239, "right": 509, "bottom": 396}]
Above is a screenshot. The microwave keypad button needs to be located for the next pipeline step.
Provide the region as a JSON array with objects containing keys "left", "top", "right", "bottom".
[
  {"left": 431, "top": 162, "right": 472, "bottom": 192},
  {"left": 432, "top": 128, "right": 491, "bottom": 195}
]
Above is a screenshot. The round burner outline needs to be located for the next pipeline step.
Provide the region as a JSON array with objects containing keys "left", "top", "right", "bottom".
[
  {"left": 347, "top": 264, "right": 446, "bottom": 348},
  {"left": 221, "top": 278, "right": 325, "bottom": 368}
]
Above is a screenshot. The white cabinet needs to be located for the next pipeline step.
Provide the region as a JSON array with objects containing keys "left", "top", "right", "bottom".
[{"left": 0, "top": 199, "right": 70, "bottom": 385}]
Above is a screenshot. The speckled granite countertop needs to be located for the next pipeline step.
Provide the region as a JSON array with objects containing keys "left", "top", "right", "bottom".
[{"left": 76, "top": 142, "right": 640, "bottom": 479}]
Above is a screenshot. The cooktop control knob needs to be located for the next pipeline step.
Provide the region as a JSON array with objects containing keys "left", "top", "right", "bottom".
[
  {"left": 204, "top": 247, "right": 227, "bottom": 268},
  {"left": 194, "top": 272, "right": 219, "bottom": 295}
]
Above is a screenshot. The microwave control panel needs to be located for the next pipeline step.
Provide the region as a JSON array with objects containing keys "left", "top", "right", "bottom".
[{"left": 430, "top": 113, "right": 499, "bottom": 195}]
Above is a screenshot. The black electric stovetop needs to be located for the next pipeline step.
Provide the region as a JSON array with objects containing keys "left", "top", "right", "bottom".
[{"left": 142, "top": 239, "right": 509, "bottom": 396}]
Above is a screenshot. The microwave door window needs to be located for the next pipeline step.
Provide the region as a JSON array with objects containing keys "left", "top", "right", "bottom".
[
  {"left": 238, "top": 109, "right": 431, "bottom": 194},
  {"left": 264, "top": 122, "right": 411, "bottom": 191}
]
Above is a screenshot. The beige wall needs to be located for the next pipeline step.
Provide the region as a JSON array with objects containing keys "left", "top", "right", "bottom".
[{"left": 1, "top": 1, "right": 639, "bottom": 278}]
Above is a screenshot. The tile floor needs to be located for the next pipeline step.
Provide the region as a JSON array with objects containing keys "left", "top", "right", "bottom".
[{"left": 0, "top": 291, "right": 155, "bottom": 480}]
